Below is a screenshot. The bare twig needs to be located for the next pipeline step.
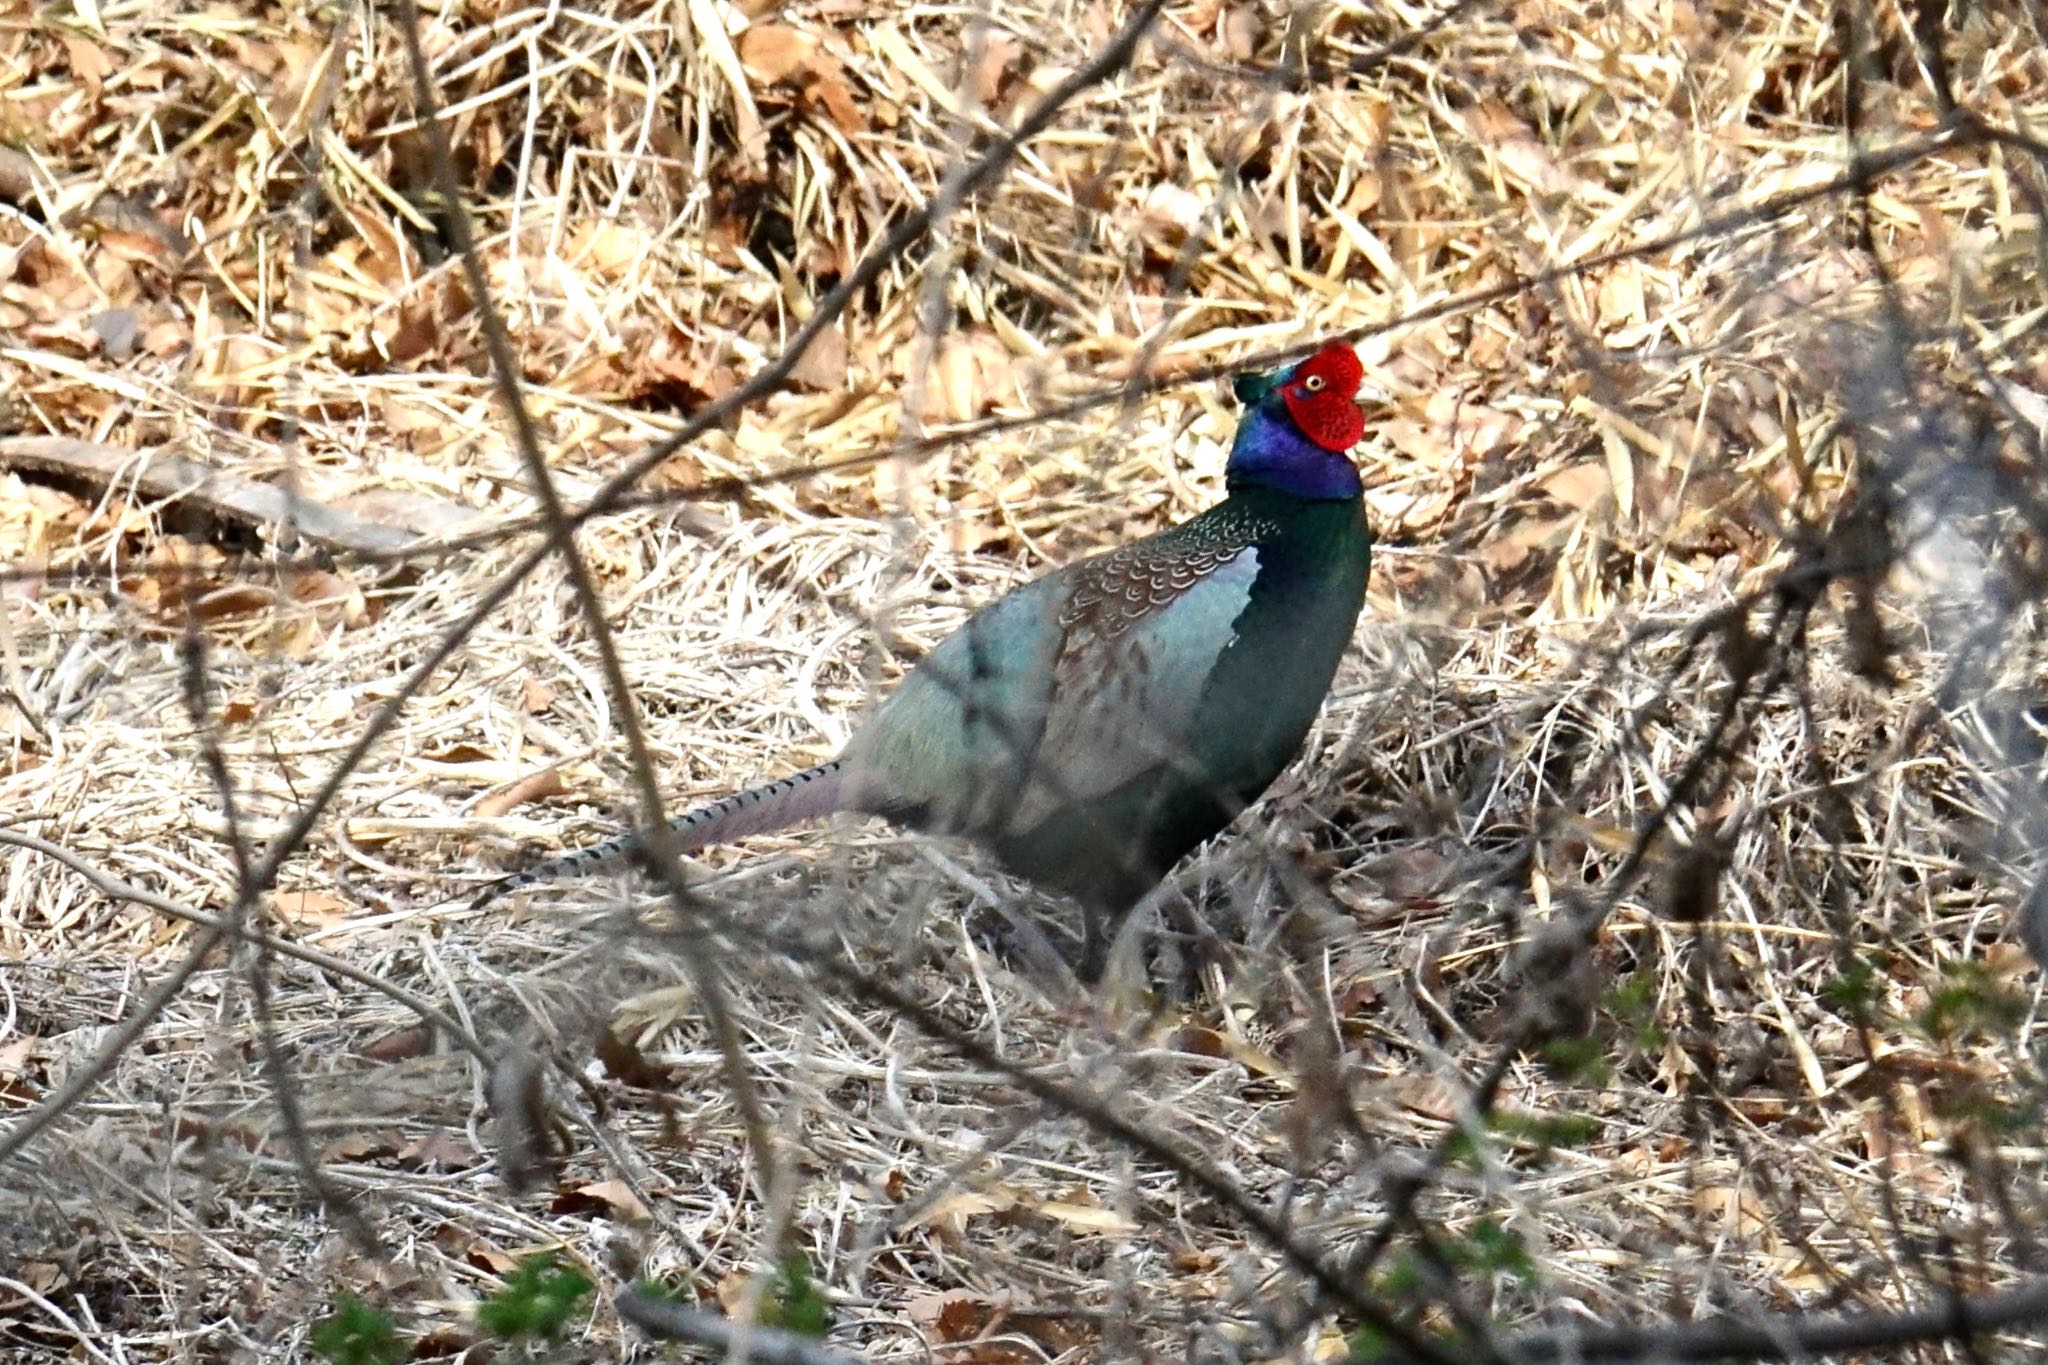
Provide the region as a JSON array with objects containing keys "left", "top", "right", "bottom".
[
  {"left": 616, "top": 1288, "right": 864, "bottom": 1365},
  {"left": 1384, "top": 1273, "right": 2048, "bottom": 1363}
]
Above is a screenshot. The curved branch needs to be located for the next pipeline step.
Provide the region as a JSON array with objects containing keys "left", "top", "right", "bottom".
[{"left": 1385, "top": 1275, "right": 2048, "bottom": 1363}]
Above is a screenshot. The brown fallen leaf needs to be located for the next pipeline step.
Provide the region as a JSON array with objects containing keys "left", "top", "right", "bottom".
[
  {"left": 906, "top": 1288, "right": 1002, "bottom": 1342},
  {"left": 62, "top": 35, "right": 114, "bottom": 93},
  {"left": 273, "top": 888, "right": 354, "bottom": 929},
  {"left": 399, "top": 1131, "right": 475, "bottom": 1172},
  {"left": 365, "top": 1026, "right": 432, "bottom": 1063},
  {"left": 288, "top": 567, "right": 369, "bottom": 628},
  {"left": 789, "top": 319, "right": 848, "bottom": 390},
  {"left": 421, "top": 742, "right": 495, "bottom": 764},
  {"left": 322, "top": 1131, "right": 402, "bottom": 1163},
  {"left": 551, "top": 1178, "right": 651, "bottom": 1224},
  {"left": 521, "top": 677, "right": 557, "bottom": 713},
  {"left": 1219, "top": 5, "right": 1262, "bottom": 60},
  {"left": 476, "top": 766, "right": 567, "bottom": 819},
  {"left": 1028, "top": 1193, "right": 1138, "bottom": 1236},
  {"left": 459, "top": 1240, "right": 524, "bottom": 1276},
  {"left": 802, "top": 70, "right": 863, "bottom": 132},
  {"left": 739, "top": 23, "right": 816, "bottom": 85},
  {"left": 964, "top": 34, "right": 1023, "bottom": 106},
  {"left": 568, "top": 220, "right": 654, "bottom": 279},
  {"left": 596, "top": 1024, "right": 674, "bottom": 1088},
  {"left": 1458, "top": 98, "right": 1590, "bottom": 198},
  {"left": 0, "top": 1034, "right": 44, "bottom": 1095},
  {"left": 1539, "top": 461, "right": 1611, "bottom": 510},
  {"left": 905, "top": 1186, "right": 1017, "bottom": 1232},
  {"left": 0, "top": 146, "right": 41, "bottom": 205}
]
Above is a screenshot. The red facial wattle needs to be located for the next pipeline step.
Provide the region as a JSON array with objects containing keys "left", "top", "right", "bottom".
[
  {"left": 1285, "top": 391, "right": 1365, "bottom": 452},
  {"left": 1281, "top": 344, "right": 1366, "bottom": 452}
]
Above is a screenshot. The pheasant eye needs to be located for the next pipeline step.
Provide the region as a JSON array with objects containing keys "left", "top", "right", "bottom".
[{"left": 1303, "top": 375, "right": 1325, "bottom": 392}]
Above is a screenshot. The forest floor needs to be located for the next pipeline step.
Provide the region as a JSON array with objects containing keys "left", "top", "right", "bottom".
[{"left": 3, "top": 0, "right": 2047, "bottom": 1359}]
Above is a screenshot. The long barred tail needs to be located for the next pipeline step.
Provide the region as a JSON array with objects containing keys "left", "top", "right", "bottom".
[{"left": 469, "top": 760, "right": 848, "bottom": 910}]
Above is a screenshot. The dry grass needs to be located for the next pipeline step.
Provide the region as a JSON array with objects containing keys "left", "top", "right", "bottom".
[{"left": 3, "top": 0, "right": 2048, "bottom": 1359}]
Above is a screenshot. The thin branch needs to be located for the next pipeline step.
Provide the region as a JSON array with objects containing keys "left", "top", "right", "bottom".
[
  {"left": 0, "top": 829, "right": 493, "bottom": 1065},
  {"left": 616, "top": 1289, "right": 864, "bottom": 1365},
  {"left": 672, "top": 915, "right": 1472, "bottom": 1365},
  {"left": 0, "top": 922, "right": 222, "bottom": 1163},
  {"left": 389, "top": 0, "right": 781, "bottom": 1204},
  {"left": 1384, "top": 1273, "right": 2048, "bottom": 1363},
  {"left": 0, "top": 113, "right": 1989, "bottom": 595}
]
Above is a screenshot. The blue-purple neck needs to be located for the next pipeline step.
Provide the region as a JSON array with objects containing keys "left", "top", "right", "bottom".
[{"left": 1225, "top": 404, "right": 1362, "bottom": 501}]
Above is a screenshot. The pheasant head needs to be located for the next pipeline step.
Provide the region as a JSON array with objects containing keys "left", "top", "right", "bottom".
[{"left": 1225, "top": 342, "right": 1367, "bottom": 500}]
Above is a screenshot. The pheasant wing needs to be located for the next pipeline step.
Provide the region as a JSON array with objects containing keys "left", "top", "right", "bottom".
[{"left": 1007, "top": 510, "right": 1274, "bottom": 833}]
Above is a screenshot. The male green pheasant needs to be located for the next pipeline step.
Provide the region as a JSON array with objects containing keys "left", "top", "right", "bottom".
[{"left": 474, "top": 341, "right": 1373, "bottom": 979}]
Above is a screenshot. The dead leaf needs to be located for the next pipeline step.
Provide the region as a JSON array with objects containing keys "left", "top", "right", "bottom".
[
  {"left": 964, "top": 35, "right": 1022, "bottom": 106},
  {"left": 462, "top": 1241, "right": 524, "bottom": 1276},
  {"left": 935, "top": 334, "right": 979, "bottom": 423},
  {"left": 1169, "top": 1024, "right": 1227, "bottom": 1058},
  {"left": 789, "top": 320, "right": 848, "bottom": 390},
  {"left": 476, "top": 766, "right": 567, "bottom": 819},
  {"left": 1333, "top": 977, "right": 1378, "bottom": 1016},
  {"left": 322, "top": 1130, "right": 401, "bottom": 1163},
  {"left": 1458, "top": 99, "right": 1588, "bottom": 197},
  {"left": 739, "top": 23, "right": 816, "bottom": 85},
  {"left": 1029, "top": 1193, "right": 1138, "bottom": 1236},
  {"left": 1695, "top": 1184, "right": 1775, "bottom": 1246},
  {"left": 1138, "top": 183, "right": 1207, "bottom": 247},
  {"left": 288, "top": 567, "right": 368, "bottom": 627},
  {"left": 596, "top": 1024, "right": 673, "bottom": 1088},
  {"left": 905, "top": 1186, "right": 1017, "bottom": 1232},
  {"left": 920, "top": 330, "right": 1013, "bottom": 424},
  {"left": 1422, "top": 389, "right": 1521, "bottom": 458},
  {"left": 0, "top": 1034, "right": 42, "bottom": 1095},
  {"left": 1478, "top": 513, "right": 1573, "bottom": 579},
  {"left": 613, "top": 984, "right": 699, "bottom": 1040},
  {"left": 0, "top": 146, "right": 40, "bottom": 204},
  {"left": 1539, "top": 461, "right": 1611, "bottom": 510},
  {"left": 521, "top": 677, "right": 557, "bottom": 713},
  {"left": 62, "top": 35, "right": 114, "bottom": 92},
  {"left": 800, "top": 70, "right": 864, "bottom": 134},
  {"left": 1221, "top": 7, "right": 1263, "bottom": 59},
  {"left": 421, "top": 742, "right": 496, "bottom": 764},
  {"left": 1378, "top": 417, "right": 1455, "bottom": 468},
  {"left": 365, "top": 1026, "right": 432, "bottom": 1062},
  {"left": 552, "top": 1178, "right": 652, "bottom": 1224},
  {"left": 1389, "top": 1075, "right": 1460, "bottom": 1122},
  {"left": 97, "top": 231, "right": 172, "bottom": 280},
  {"left": 273, "top": 889, "right": 353, "bottom": 929},
  {"left": 714, "top": 1269, "right": 752, "bottom": 1316},
  {"left": 906, "top": 1288, "right": 998, "bottom": 1342},
  {"left": 1596, "top": 260, "right": 1647, "bottom": 331},
  {"left": 192, "top": 583, "right": 278, "bottom": 621},
  {"left": 568, "top": 221, "right": 652, "bottom": 278},
  {"left": 399, "top": 1131, "right": 475, "bottom": 1171}
]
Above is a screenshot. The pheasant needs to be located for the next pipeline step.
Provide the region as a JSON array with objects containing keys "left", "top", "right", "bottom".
[{"left": 474, "top": 341, "right": 1373, "bottom": 979}]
